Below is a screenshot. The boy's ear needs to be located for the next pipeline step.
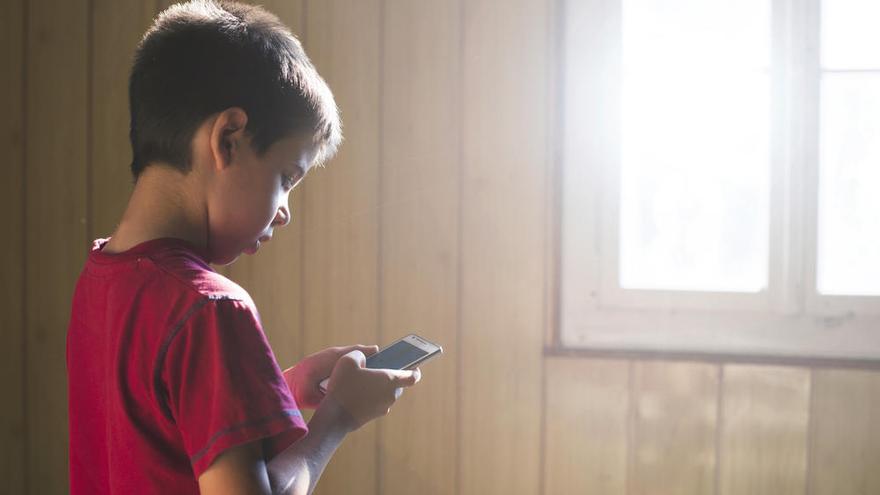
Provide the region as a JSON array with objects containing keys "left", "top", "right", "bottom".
[{"left": 209, "top": 107, "right": 249, "bottom": 172}]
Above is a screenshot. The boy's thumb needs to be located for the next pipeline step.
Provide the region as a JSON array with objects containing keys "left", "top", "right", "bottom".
[
  {"left": 342, "top": 349, "right": 366, "bottom": 367},
  {"left": 358, "top": 344, "right": 380, "bottom": 357},
  {"left": 391, "top": 368, "right": 421, "bottom": 387}
]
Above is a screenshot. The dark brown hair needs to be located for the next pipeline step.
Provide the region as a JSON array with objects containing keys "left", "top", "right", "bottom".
[{"left": 128, "top": 0, "right": 341, "bottom": 178}]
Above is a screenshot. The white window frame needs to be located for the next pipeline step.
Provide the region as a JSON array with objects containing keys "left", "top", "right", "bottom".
[{"left": 559, "top": 0, "right": 880, "bottom": 360}]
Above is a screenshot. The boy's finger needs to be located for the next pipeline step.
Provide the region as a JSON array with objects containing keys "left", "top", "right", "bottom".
[
  {"left": 341, "top": 349, "right": 366, "bottom": 367},
  {"left": 357, "top": 344, "right": 380, "bottom": 356},
  {"left": 336, "top": 344, "right": 378, "bottom": 357},
  {"left": 389, "top": 368, "right": 421, "bottom": 387}
]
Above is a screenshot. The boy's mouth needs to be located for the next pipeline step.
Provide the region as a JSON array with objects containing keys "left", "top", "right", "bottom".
[
  {"left": 243, "top": 239, "right": 262, "bottom": 255},
  {"left": 243, "top": 234, "right": 272, "bottom": 255}
]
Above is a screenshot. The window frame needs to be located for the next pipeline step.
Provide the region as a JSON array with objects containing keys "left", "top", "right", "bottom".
[{"left": 558, "top": 0, "right": 880, "bottom": 360}]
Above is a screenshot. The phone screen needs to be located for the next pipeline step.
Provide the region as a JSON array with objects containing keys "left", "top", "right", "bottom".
[{"left": 366, "top": 340, "right": 429, "bottom": 370}]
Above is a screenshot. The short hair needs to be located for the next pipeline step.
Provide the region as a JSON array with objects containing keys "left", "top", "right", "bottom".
[{"left": 128, "top": 0, "right": 341, "bottom": 178}]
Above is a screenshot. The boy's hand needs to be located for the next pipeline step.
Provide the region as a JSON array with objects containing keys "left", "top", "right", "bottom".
[
  {"left": 324, "top": 350, "right": 421, "bottom": 430},
  {"left": 283, "top": 345, "right": 379, "bottom": 409}
]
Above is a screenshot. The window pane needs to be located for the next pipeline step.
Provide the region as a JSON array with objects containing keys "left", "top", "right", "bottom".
[
  {"left": 619, "top": 0, "right": 771, "bottom": 292},
  {"left": 622, "top": 0, "right": 770, "bottom": 72},
  {"left": 821, "top": 0, "right": 880, "bottom": 70},
  {"left": 817, "top": 73, "right": 880, "bottom": 295}
]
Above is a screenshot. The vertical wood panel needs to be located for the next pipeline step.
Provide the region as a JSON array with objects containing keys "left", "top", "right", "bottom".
[
  {"left": 630, "top": 361, "right": 718, "bottom": 495},
  {"left": 302, "top": 1, "right": 382, "bottom": 493},
  {"left": 810, "top": 369, "right": 880, "bottom": 494},
  {"left": 543, "top": 357, "right": 629, "bottom": 495},
  {"left": 26, "top": 0, "right": 89, "bottom": 493},
  {"left": 225, "top": 0, "right": 306, "bottom": 369},
  {"left": 14, "top": 1, "right": 880, "bottom": 494},
  {"left": 0, "top": 0, "right": 25, "bottom": 492},
  {"left": 377, "top": 1, "right": 461, "bottom": 494},
  {"left": 459, "top": 0, "right": 550, "bottom": 493},
  {"left": 91, "top": 0, "right": 161, "bottom": 239},
  {"left": 718, "top": 365, "right": 810, "bottom": 495}
]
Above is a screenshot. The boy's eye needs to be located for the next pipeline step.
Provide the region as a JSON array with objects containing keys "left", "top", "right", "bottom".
[{"left": 281, "top": 174, "right": 296, "bottom": 190}]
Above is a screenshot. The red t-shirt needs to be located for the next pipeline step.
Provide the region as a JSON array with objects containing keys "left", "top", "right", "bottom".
[{"left": 67, "top": 237, "right": 308, "bottom": 494}]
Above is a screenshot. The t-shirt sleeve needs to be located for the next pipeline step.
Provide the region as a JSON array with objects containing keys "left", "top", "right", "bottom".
[{"left": 158, "top": 297, "right": 308, "bottom": 477}]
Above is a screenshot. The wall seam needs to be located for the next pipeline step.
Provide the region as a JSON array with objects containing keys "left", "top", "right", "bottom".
[
  {"left": 625, "top": 360, "right": 636, "bottom": 495},
  {"left": 375, "top": 1, "right": 386, "bottom": 494},
  {"left": 547, "top": 0, "right": 565, "bottom": 350},
  {"left": 714, "top": 365, "right": 726, "bottom": 495},
  {"left": 86, "top": 0, "right": 94, "bottom": 244},
  {"left": 21, "top": 0, "right": 30, "bottom": 492},
  {"left": 454, "top": 0, "right": 466, "bottom": 491},
  {"left": 804, "top": 368, "right": 816, "bottom": 495},
  {"left": 299, "top": 0, "right": 308, "bottom": 395},
  {"left": 537, "top": 357, "right": 548, "bottom": 495},
  {"left": 537, "top": 0, "right": 561, "bottom": 490}
]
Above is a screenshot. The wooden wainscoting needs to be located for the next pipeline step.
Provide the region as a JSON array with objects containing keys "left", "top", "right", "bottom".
[{"left": 3, "top": 1, "right": 880, "bottom": 494}]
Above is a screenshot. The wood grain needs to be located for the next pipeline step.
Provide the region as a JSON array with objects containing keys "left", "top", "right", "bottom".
[
  {"left": 301, "top": 1, "right": 382, "bottom": 493},
  {"left": 718, "top": 365, "right": 810, "bottom": 495},
  {"left": 543, "top": 357, "right": 629, "bottom": 495},
  {"left": 0, "top": 0, "right": 25, "bottom": 492},
  {"left": 809, "top": 369, "right": 880, "bottom": 495},
  {"left": 90, "top": 0, "right": 160, "bottom": 239},
  {"left": 376, "top": 1, "right": 461, "bottom": 494},
  {"left": 26, "top": 0, "right": 89, "bottom": 493},
  {"left": 7, "top": 3, "right": 880, "bottom": 494},
  {"left": 459, "top": 0, "right": 551, "bottom": 493},
  {"left": 630, "top": 361, "right": 719, "bottom": 495}
]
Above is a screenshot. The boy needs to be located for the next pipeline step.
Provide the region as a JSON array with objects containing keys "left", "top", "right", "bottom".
[{"left": 66, "top": 1, "right": 421, "bottom": 494}]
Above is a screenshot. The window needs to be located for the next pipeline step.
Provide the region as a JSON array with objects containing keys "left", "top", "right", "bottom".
[{"left": 559, "top": 0, "right": 880, "bottom": 360}]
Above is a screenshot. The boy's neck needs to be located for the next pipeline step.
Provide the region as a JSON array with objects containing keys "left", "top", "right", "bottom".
[{"left": 104, "top": 164, "right": 208, "bottom": 255}]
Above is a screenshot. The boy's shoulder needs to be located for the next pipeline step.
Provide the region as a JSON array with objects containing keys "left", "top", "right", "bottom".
[
  {"left": 145, "top": 243, "right": 254, "bottom": 307},
  {"left": 88, "top": 237, "right": 254, "bottom": 308}
]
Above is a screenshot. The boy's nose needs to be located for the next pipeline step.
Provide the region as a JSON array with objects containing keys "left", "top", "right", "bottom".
[{"left": 273, "top": 205, "right": 291, "bottom": 227}]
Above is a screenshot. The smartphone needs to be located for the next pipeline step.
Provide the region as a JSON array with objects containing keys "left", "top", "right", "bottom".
[{"left": 318, "top": 334, "right": 443, "bottom": 394}]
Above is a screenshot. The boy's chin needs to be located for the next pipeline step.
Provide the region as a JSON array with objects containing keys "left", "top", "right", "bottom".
[
  {"left": 242, "top": 238, "right": 262, "bottom": 255},
  {"left": 211, "top": 255, "right": 238, "bottom": 266},
  {"left": 210, "top": 250, "right": 243, "bottom": 266},
  {"left": 210, "top": 240, "right": 261, "bottom": 265}
]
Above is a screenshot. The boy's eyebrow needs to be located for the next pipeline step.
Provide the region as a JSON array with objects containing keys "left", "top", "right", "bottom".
[
  {"left": 299, "top": 161, "right": 314, "bottom": 176},
  {"left": 290, "top": 163, "right": 308, "bottom": 181}
]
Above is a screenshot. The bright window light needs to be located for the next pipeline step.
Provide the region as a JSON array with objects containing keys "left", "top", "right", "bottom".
[
  {"left": 619, "top": 0, "right": 771, "bottom": 292},
  {"left": 821, "top": 0, "right": 880, "bottom": 70},
  {"left": 817, "top": 0, "right": 880, "bottom": 296}
]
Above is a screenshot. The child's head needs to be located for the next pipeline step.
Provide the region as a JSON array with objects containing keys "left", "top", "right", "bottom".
[
  {"left": 130, "top": 0, "right": 340, "bottom": 178},
  {"left": 128, "top": 0, "right": 340, "bottom": 264}
]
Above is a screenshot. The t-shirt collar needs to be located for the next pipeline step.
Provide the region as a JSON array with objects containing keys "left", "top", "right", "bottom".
[{"left": 89, "top": 237, "right": 211, "bottom": 265}]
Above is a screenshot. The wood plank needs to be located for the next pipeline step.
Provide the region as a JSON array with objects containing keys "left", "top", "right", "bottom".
[
  {"left": 224, "top": 0, "right": 306, "bottom": 369},
  {"left": 90, "top": 0, "right": 161, "bottom": 239},
  {"left": 543, "top": 357, "right": 629, "bottom": 495},
  {"left": 809, "top": 369, "right": 880, "bottom": 494},
  {"left": 718, "top": 365, "right": 810, "bottom": 495},
  {"left": 301, "top": 1, "right": 381, "bottom": 494},
  {"left": 459, "top": 0, "right": 551, "bottom": 492},
  {"left": 0, "top": 0, "right": 25, "bottom": 492},
  {"left": 630, "top": 361, "right": 718, "bottom": 495},
  {"left": 26, "top": 0, "right": 89, "bottom": 493},
  {"left": 377, "top": 1, "right": 461, "bottom": 494}
]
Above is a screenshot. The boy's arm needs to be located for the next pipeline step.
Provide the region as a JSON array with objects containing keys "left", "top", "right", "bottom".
[
  {"left": 198, "top": 350, "right": 420, "bottom": 495},
  {"left": 265, "top": 395, "right": 353, "bottom": 494},
  {"left": 198, "top": 396, "right": 352, "bottom": 495}
]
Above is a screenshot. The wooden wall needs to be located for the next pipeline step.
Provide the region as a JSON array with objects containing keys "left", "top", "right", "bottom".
[{"left": 2, "top": 1, "right": 879, "bottom": 494}]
